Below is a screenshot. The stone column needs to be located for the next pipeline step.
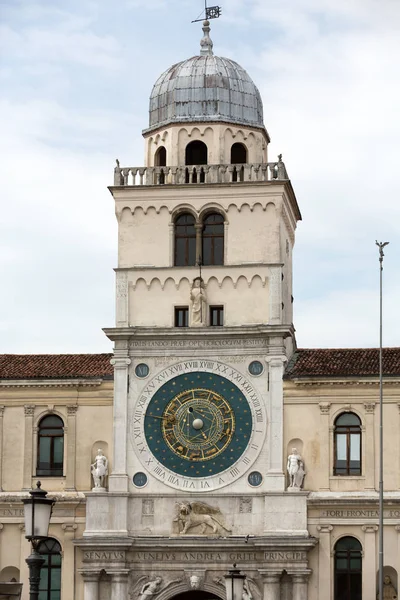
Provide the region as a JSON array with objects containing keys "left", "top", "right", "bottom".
[
  {"left": 65, "top": 406, "right": 78, "bottom": 490},
  {"left": 261, "top": 572, "right": 281, "bottom": 600},
  {"left": 362, "top": 524, "right": 378, "bottom": 599},
  {"left": 109, "top": 350, "right": 131, "bottom": 493},
  {"left": 23, "top": 405, "right": 35, "bottom": 490},
  {"left": 81, "top": 572, "right": 100, "bottom": 600},
  {"left": 364, "top": 403, "right": 376, "bottom": 490},
  {"left": 266, "top": 352, "right": 286, "bottom": 483},
  {"left": 317, "top": 524, "right": 333, "bottom": 599},
  {"left": 0, "top": 406, "right": 4, "bottom": 490},
  {"left": 318, "top": 402, "right": 331, "bottom": 490},
  {"left": 61, "top": 524, "right": 77, "bottom": 599},
  {"left": 290, "top": 572, "right": 310, "bottom": 600},
  {"left": 110, "top": 571, "right": 129, "bottom": 600}
]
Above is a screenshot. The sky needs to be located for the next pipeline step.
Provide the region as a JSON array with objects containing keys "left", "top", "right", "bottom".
[{"left": 0, "top": 0, "right": 399, "bottom": 353}]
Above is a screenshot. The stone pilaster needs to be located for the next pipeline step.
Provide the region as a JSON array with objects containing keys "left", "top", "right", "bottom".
[
  {"left": 318, "top": 402, "right": 331, "bottom": 490},
  {"left": 362, "top": 524, "right": 378, "bottom": 599},
  {"left": 81, "top": 571, "right": 100, "bottom": 600},
  {"left": 23, "top": 405, "right": 35, "bottom": 490},
  {"left": 65, "top": 406, "right": 78, "bottom": 490},
  {"left": 168, "top": 222, "right": 174, "bottom": 267},
  {"left": 317, "top": 525, "right": 333, "bottom": 599},
  {"left": 110, "top": 571, "right": 129, "bottom": 600},
  {"left": 289, "top": 572, "right": 311, "bottom": 600},
  {"left": 269, "top": 267, "right": 282, "bottom": 325},
  {"left": 62, "top": 524, "right": 77, "bottom": 599},
  {"left": 116, "top": 272, "right": 129, "bottom": 327},
  {"left": 364, "top": 403, "right": 376, "bottom": 490},
  {"left": 0, "top": 524, "right": 3, "bottom": 569},
  {"left": 260, "top": 572, "right": 281, "bottom": 600},
  {"left": 109, "top": 351, "right": 131, "bottom": 493},
  {"left": 265, "top": 353, "right": 286, "bottom": 486},
  {"left": 0, "top": 406, "right": 4, "bottom": 491},
  {"left": 395, "top": 525, "right": 400, "bottom": 576}
]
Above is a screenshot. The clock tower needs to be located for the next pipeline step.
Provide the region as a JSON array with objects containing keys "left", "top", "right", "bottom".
[{"left": 79, "top": 20, "right": 316, "bottom": 600}]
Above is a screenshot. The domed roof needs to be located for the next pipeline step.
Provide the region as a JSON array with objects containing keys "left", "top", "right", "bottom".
[{"left": 144, "top": 21, "right": 264, "bottom": 134}]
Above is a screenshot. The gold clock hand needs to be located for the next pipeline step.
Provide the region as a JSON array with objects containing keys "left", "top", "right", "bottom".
[{"left": 147, "top": 414, "right": 176, "bottom": 423}]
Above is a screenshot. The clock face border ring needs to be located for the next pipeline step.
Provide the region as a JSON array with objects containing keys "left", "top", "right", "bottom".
[{"left": 130, "top": 360, "right": 267, "bottom": 492}]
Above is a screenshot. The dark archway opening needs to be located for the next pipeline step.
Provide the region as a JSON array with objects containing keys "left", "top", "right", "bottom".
[
  {"left": 230, "top": 142, "right": 247, "bottom": 164},
  {"left": 185, "top": 141, "right": 208, "bottom": 166},
  {"left": 171, "top": 592, "right": 222, "bottom": 600},
  {"left": 155, "top": 146, "right": 167, "bottom": 166}
]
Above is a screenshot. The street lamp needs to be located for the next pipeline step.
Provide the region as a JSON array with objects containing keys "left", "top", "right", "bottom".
[
  {"left": 224, "top": 564, "right": 246, "bottom": 600},
  {"left": 22, "top": 481, "right": 55, "bottom": 600}
]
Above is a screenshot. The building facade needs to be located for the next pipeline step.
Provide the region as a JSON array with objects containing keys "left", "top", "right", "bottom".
[{"left": 0, "top": 19, "right": 399, "bottom": 600}]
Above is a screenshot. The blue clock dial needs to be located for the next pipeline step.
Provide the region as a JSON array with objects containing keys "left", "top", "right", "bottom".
[{"left": 144, "top": 371, "right": 252, "bottom": 478}]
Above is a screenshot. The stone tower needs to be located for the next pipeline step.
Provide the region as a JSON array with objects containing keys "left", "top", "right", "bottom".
[{"left": 79, "top": 21, "right": 315, "bottom": 600}]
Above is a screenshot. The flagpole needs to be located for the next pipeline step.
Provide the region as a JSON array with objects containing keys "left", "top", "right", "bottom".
[{"left": 376, "top": 240, "right": 389, "bottom": 600}]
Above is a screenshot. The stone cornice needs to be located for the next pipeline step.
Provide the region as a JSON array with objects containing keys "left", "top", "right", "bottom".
[
  {"left": 285, "top": 378, "right": 400, "bottom": 387},
  {"left": 104, "top": 324, "right": 295, "bottom": 343},
  {"left": 0, "top": 378, "right": 107, "bottom": 388}
]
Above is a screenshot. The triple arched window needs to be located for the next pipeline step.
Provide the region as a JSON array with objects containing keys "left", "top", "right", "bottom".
[
  {"left": 174, "top": 212, "right": 224, "bottom": 267},
  {"left": 37, "top": 415, "right": 64, "bottom": 477},
  {"left": 38, "top": 538, "right": 62, "bottom": 600},
  {"left": 334, "top": 412, "right": 361, "bottom": 476},
  {"left": 334, "top": 537, "right": 362, "bottom": 600}
]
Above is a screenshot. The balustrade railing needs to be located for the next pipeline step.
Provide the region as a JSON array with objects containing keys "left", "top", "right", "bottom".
[{"left": 113, "top": 160, "right": 288, "bottom": 186}]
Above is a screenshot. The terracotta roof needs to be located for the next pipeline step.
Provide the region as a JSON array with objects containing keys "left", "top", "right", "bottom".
[
  {"left": 284, "top": 348, "right": 400, "bottom": 379},
  {"left": 0, "top": 354, "right": 114, "bottom": 380}
]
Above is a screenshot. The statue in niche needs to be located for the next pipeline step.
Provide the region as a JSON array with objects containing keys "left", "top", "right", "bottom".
[
  {"left": 91, "top": 448, "right": 108, "bottom": 490},
  {"left": 190, "top": 277, "right": 207, "bottom": 326},
  {"left": 287, "top": 447, "right": 306, "bottom": 489},
  {"left": 174, "top": 501, "right": 231, "bottom": 535},
  {"left": 377, "top": 576, "right": 398, "bottom": 599}
]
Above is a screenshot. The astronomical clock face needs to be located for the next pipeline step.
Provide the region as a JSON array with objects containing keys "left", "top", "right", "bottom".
[{"left": 130, "top": 360, "right": 266, "bottom": 491}]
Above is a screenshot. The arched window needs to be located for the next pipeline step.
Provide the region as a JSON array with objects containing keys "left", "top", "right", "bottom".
[
  {"left": 202, "top": 213, "right": 224, "bottom": 266},
  {"left": 185, "top": 141, "right": 208, "bottom": 165},
  {"left": 38, "top": 538, "right": 62, "bottom": 600},
  {"left": 154, "top": 146, "right": 167, "bottom": 166},
  {"left": 334, "top": 537, "right": 362, "bottom": 600},
  {"left": 230, "top": 142, "right": 247, "bottom": 164},
  {"left": 174, "top": 213, "right": 196, "bottom": 266},
  {"left": 37, "top": 415, "right": 64, "bottom": 476},
  {"left": 334, "top": 412, "right": 361, "bottom": 475}
]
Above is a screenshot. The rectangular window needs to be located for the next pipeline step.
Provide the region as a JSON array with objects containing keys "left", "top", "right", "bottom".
[
  {"left": 210, "top": 306, "right": 224, "bottom": 326},
  {"left": 175, "top": 307, "right": 189, "bottom": 327}
]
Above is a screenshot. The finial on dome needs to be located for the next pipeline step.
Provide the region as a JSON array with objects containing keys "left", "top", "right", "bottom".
[{"left": 200, "top": 20, "right": 214, "bottom": 56}]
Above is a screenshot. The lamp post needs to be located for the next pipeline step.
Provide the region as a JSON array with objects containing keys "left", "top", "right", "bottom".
[
  {"left": 224, "top": 564, "right": 246, "bottom": 600},
  {"left": 22, "top": 481, "right": 55, "bottom": 600}
]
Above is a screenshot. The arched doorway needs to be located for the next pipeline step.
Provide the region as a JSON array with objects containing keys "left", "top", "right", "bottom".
[
  {"left": 171, "top": 592, "right": 223, "bottom": 600},
  {"left": 155, "top": 146, "right": 167, "bottom": 166}
]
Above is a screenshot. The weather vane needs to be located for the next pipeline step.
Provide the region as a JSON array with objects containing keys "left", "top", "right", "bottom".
[{"left": 192, "top": 0, "right": 222, "bottom": 23}]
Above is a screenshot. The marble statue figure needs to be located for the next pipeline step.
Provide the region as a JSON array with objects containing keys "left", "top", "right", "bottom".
[
  {"left": 377, "top": 575, "right": 398, "bottom": 600},
  {"left": 190, "top": 278, "right": 207, "bottom": 326},
  {"left": 91, "top": 448, "right": 108, "bottom": 489},
  {"left": 139, "top": 577, "right": 162, "bottom": 600},
  {"left": 287, "top": 448, "right": 305, "bottom": 489},
  {"left": 242, "top": 580, "right": 253, "bottom": 600}
]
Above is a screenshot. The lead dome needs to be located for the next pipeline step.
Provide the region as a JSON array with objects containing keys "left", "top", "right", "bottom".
[{"left": 145, "top": 20, "right": 265, "bottom": 134}]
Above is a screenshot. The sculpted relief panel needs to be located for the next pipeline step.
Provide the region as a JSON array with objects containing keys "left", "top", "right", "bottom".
[{"left": 173, "top": 501, "right": 231, "bottom": 536}]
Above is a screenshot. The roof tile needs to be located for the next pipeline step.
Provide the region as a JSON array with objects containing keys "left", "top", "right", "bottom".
[
  {"left": 284, "top": 348, "right": 400, "bottom": 379},
  {"left": 0, "top": 354, "right": 113, "bottom": 380}
]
